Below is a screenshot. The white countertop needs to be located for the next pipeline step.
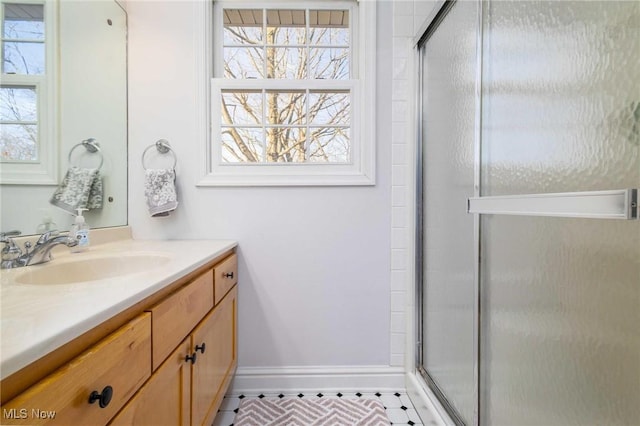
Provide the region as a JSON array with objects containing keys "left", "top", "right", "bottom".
[{"left": 0, "top": 238, "right": 237, "bottom": 380}]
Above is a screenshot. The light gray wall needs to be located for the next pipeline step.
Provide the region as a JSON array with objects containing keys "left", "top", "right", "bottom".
[{"left": 127, "top": 1, "right": 393, "bottom": 368}]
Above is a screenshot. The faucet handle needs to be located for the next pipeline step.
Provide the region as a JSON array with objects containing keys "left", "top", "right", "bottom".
[
  {"left": 1, "top": 230, "right": 22, "bottom": 261},
  {"left": 36, "top": 230, "right": 60, "bottom": 245}
]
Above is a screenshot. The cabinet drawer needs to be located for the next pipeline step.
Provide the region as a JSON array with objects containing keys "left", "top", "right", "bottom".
[
  {"left": 148, "top": 270, "right": 214, "bottom": 370},
  {"left": 2, "top": 313, "right": 151, "bottom": 425},
  {"left": 214, "top": 254, "right": 237, "bottom": 305}
]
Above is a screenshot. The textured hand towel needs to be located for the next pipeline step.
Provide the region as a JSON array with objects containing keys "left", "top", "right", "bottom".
[
  {"left": 50, "top": 166, "right": 103, "bottom": 214},
  {"left": 145, "top": 168, "right": 178, "bottom": 217}
]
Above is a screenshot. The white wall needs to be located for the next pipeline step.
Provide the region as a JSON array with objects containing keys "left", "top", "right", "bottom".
[{"left": 127, "top": 0, "right": 393, "bottom": 372}]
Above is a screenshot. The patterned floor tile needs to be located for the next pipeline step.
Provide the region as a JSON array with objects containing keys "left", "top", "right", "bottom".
[{"left": 212, "top": 389, "right": 426, "bottom": 426}]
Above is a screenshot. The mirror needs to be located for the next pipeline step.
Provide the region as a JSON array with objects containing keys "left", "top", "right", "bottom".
[{"left": 0, "top": 0, "right": 127, "bottom": 235}]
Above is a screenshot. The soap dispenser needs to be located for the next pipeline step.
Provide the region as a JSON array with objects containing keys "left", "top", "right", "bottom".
[{"left": 70, "top": 208, "right": 90, "bottom": 252}]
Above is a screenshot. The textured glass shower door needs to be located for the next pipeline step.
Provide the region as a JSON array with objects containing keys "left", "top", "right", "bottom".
[
  {"left": 478, "top": 1, "right": 640, "bottom": 424},
  {"left": 418, "top": 0, "right": 639, "bottom": 425},
  {"left": 418, "top": 1, "right": 479, "bottom": 424}
]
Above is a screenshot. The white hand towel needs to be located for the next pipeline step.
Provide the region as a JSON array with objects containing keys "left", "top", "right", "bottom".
[
  {"left": 50, "top": 166, "right": 103, "bottom": 214},
  {"left": 144, "top": 168, "right": 178, "bottom": 217}
]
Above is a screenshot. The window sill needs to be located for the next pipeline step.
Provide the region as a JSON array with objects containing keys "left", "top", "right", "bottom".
[{"left": 197, "top": 166, "right": 375, "bottom": 187}]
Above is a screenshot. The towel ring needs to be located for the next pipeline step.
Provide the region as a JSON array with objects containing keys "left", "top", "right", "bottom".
[
  {"left": 68, "top": 138, "right": 104, "bottom": 170},
  {"left": 142, "top": 139, "right": 177, "bottom": 170}
]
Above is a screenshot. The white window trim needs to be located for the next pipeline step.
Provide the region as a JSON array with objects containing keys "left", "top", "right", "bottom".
[
  {"left": 0, "top": 0, "right": 58, "bottom": 185},
  {"left": 196, "top": 0, "right": 376, "bottom": 186}
]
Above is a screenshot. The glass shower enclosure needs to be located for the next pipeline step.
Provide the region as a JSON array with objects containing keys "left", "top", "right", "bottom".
[{"left": 416, "top": 1, "right": 640, "bottom": 425}]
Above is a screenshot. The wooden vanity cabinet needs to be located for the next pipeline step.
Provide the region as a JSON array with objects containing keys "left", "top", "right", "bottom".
[
  {"left": 109, "top": 254, "right": 238, "bottom": 426},
  {"left": 1, "top": 250, "right": 238, "bottom": 426}
]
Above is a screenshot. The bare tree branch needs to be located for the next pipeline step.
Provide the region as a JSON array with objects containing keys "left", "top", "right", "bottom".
[{"left": 221, "top": 100, "right": 258, "bottom": 162}]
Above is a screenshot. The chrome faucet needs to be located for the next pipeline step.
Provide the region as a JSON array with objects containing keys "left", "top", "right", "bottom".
[
  {"left": 1, "top": 230, "right": 78, "bottom": 269},
  {"left": 1, "top": 230, "right": 23, "bottom": 269}
]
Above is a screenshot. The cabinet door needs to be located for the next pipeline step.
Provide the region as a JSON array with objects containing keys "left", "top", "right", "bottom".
[
  {"left": 190, "top": 286, "right": 237, "bottom": 426},
  {"left": 110, "top": 337, "right": 191, "bottom": 426}
]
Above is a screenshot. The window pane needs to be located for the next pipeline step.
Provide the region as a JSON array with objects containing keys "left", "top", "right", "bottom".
[
  {"left": 222, "top": 90, "right": 262, "bottom": 125},
  {"left": 309, "top": 10, "right": 349, "bottom": 45},
  {"left": 0, "top": 123, "right": 37, "bottom": 161},
  {"left": 3, "top": 41, "right": 44, "bottom": 74},
  {"left": 3, "top": 3, "right": 44, "bottom": 40},
  {"left": 266, "top": 126, "right": 306, "bottom": 162},
  {"left": 308, "top": 91, "right": 350, "bottom": 125},
  {"left": 309, "top": 48, "right": 349, "bottom": 79},
  {"left": 224, "top": 25, "right": 263, "bottom": 45},
  {"left": 221, "top": 8, "right": 351, "bottom": 81},
  {"left": 309, "top": 127, "right": 350, "bottom": 163},
  {"left": 0, "top": 86, "right": 37, "bottom": 121},
  {"left": 2, "top": 3, "right": 45, "bottom": 75},
  {"left": 265, "top": 47, "right": 307, "bottom": 79},
  {"left": 266, "top": 9, "right": 305, "bottom": 45},
  {"left": 267, "top": 26, "right": 306, "bottom": 46},
  {"left": 224, "top": 47, "right": 264, "bottom": 79},
  {"left": 223, "top": 9, "right": 263, "bottom": 45},
  {"left": 266, "top": 91, "right": 306, "bottom": 126},
  {"left": 221, "top": 127, "right": 264, "bottom": 163},
  {"left": 309, "top": 27, "right": 349, "bottom": 46}
]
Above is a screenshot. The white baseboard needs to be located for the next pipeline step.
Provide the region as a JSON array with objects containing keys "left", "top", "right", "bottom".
[
  {"left": 406, "top": 372, "right": 454, "bottom": 426},
  {"left": 228, "top": 365, "right": 406, "bottom": 394}
]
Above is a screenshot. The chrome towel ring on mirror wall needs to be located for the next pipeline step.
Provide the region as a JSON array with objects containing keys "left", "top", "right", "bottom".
[
  {"left": 142, "top": 139, "right": 177, "bottom": 170},
  {"left": 68, "top": 138, "right": 104, "bottom": 170}
]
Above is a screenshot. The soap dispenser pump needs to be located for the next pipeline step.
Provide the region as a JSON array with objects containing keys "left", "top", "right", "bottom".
[{"left": 70, "top": 208, "right": 90, "bottom": 252}]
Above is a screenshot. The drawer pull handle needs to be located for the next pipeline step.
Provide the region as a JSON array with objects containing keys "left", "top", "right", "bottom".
[
  {"left": 223, "top": 272, "right": 234, "bottom": 279},
  {"left": 89, "top": 385, "right": 113, "bottom": 408},
  {"left": 185, "top": 352, "right": 197, "bottom": 364},
  {"left": 195, "top": 342, "right": 206, "bottom": 354}
]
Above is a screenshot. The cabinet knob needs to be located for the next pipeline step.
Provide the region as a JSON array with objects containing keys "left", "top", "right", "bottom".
[
  {"left": 195, "top": 342, "right": 206, "bottom": 354},
  {"left": 223, "top": 272, "right": 234, "bottom": 279},
  {"left": 185, "top": 352, "right": 197, "bottom": 364},
  {"left": 89, "top": 385, "right": 113, "bottom": 408}
]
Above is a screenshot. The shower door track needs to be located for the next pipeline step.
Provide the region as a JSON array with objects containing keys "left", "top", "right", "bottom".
[{"left": 416, "top": 365, "right": 467, "bottom": 426}]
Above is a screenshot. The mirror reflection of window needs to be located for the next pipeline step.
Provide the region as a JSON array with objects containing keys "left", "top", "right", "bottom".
[{"left": 1, "top": 2, "right": 45, "bottom": 162}]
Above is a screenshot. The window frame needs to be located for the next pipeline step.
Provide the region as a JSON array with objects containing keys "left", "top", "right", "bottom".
[
  {"left": 0, "top": 0, "right": 58, "bottom": 185},
  {"left": 199, "top": 0, "right": 375, "bottom": 186}
]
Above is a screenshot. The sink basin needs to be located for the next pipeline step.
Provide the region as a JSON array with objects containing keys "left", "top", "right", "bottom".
[{"left": 14, "top": 254, "right": 170, "bottom": 285}]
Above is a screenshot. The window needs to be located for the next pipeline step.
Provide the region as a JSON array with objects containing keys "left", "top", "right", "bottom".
[
  {"left": 202, "top": 1, "right": 376, "bottom": 186},
  {"left": 0, "top": 0, "right": 56, "bottom": 184}
]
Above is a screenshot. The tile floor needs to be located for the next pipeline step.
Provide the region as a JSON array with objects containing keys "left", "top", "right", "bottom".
[{"left": 212, "top": 391, "right": 439, "bottom": 426}]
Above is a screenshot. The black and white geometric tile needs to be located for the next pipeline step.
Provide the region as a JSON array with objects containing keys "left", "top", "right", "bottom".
[{"left": 212, "top": 391, "right": 440, "bottom": 426}]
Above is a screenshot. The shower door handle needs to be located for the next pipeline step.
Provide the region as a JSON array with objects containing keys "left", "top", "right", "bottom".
[{"left": 467, "top": 188, "right": 638, "bottom": 220}]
